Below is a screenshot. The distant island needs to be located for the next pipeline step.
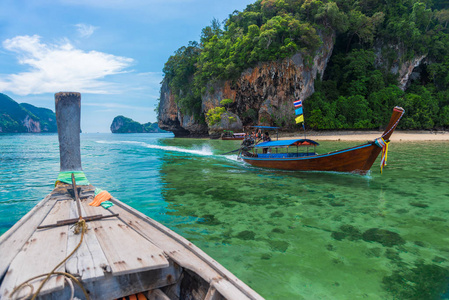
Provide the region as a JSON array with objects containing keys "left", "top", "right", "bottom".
[
  {"left": 0, "top": 93, "right": 57, "bottom": 133},
  {"left": 110, "top": 115, "right": 166, "bottom": 133}
]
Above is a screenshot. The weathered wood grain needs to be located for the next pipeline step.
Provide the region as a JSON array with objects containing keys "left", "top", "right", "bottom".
[
  {"left": 147, "top": 288, "right": 172, "bottom": 300},
  {"left": 0, "top": 199, "right": 71, "bottom": 299},
  {"left": 0, "top": 194, "right": 54, "bottom": 279},
  {"left": 205, "top": 286, "right": 225, "bottom": 300},
  {"left": 81, "top": 199, "right": 169, "bottom": 276},
  {"left": 65, "top": 200, "right": 110, "bottom": 282}
]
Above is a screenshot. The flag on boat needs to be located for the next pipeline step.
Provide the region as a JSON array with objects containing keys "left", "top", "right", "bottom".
[
  {"left": 295, "top": 115, "right": 304, "bottom": 124},
  {"left": 293, "top": 99, "right": 302, "bottom": 108},
  {"left": 293, "top": 99, "right": 304, "bottom": 124}
]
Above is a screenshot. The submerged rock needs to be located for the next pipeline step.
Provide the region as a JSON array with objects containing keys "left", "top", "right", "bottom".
[
  {"left": 383, "top": 263, "right": 449, "bottom": 299},
  {"left": 270, "top": 211, "right": 284, "bottom": 218},
  {"left": 331, "top": 224, "right": 362, "bottom": 241},
  {"left": 362, "top": 228, "right": 405, "bottom": 247},
  {"left": 271, "top": 228, "right": 285, "bottom": 234},
  {"left": 236, "top": 230, "right": 256, "bottom": 240},
  {"left": 409, "top": 202, "right": 429, "bottom": 208},
  {"left": 199, "top": 214, "right": 221, "bottom": 225},
  {"left": 268, "top": 240, "right": 289, "bottom": 252},
  {"left": 261, "top": 253, "right": 272, "bottom": 260}
]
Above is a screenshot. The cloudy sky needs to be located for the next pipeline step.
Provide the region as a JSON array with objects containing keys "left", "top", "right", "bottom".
[{"left": 0, "top": 0, "right": 254, "bottom": 132}]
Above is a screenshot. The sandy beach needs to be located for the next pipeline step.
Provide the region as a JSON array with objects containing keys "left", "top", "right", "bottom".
[{"left": 278, "top": 130, "right": 449, "bottom": 142}]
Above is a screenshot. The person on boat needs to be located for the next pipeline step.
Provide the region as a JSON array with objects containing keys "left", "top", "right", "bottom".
[
  {"left": 256, "top": 129, "right": 262, "bottom": 142},
  {"left": 241, "top": 132, "right": 255, "bottom": 152},
  {"left": 262, "top": 132, "right": 271, "bottom": 154},
  {"left": 263, "top": 132, "right": 271, "bottom": 142}
]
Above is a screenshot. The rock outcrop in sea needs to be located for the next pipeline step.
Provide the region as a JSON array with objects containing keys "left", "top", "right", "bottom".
[{"left": 110, "top": 115, "right": 166, "bottom": 133}]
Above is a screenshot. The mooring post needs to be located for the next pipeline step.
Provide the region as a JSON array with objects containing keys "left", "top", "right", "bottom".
[{"left": 55, "top": 92, "right": 82, "bottom": 171}]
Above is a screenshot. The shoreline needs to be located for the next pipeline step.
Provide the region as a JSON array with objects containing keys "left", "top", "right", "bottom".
[{"left": 277, "top": 130, "right": 449, "bottom": 142}]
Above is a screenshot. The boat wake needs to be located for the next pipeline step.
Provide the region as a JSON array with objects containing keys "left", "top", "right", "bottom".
[
  {"left": 141, "top": 143, "right": 214, "bottom": 156},
  {"left": 221, "top": 154, "right": 241, "bottom": 162},
  {"left": 96, "top": 140, "right": 214, "bottom": 156}
]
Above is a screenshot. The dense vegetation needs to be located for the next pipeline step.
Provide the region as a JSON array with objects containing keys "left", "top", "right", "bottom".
[
  {"left": 162, "top": 0, "right": 449, "bottom": 130},
  {"left": 110, "top": 115, "right": 165, "bottom": 133},
  {"left": 305, "top": 0, "right": 449, "bottom": 130},
  {"left": 0, "top": 93, "right": 57, "bottom": 133}
]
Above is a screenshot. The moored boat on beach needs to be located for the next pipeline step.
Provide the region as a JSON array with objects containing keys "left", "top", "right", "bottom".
[
  {"left": 0, "top": 92, "right": 263, "bottom": 300},
  {"left": 239, "top": 106, "right": 405, "bottom": 175},
  {"left": 221, "top": 131, "right": 245, "bottom": 140}
]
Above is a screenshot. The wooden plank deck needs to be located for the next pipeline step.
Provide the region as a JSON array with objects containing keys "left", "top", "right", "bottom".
[
  {"left": 0, "top": 193, "right": 55, "bottom": 279},
  {"left": 81, "top": 199, "right": 169, "bottom": 276},
  {"left": 0, "top": 198, "right": 71, "bottom": 299},
  {"left": 65, "top": 199, "right": 110, "bottom": 282}
]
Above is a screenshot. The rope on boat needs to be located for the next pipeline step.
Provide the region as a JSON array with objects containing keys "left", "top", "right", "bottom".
[
  {"left": 374, "top": 137, "right": 390, "bottom": 173},
  {"left": 11, "top": 219, "right": 90, "bottom": 300}
]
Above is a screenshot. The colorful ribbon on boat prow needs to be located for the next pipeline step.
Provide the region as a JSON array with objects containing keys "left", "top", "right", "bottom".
[
  {"left": 55, "top": 171, "right": 90, "bottom": 186},
  {"left": 374, "top": 137, "right": 390, "bottom": 173},
  {"left": 89, "top": 188, "right": 113, "bottom": 208},
  {"left": 55, "top": 172, "right": 113, "bottom": 208}
]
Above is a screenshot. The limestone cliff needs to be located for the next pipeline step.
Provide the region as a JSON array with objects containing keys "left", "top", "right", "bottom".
[
  {"left": 374, "top": 42, "right": 427, "bottom": 91},
  {"left": 158, "top": 32, "right": 429, "bottom": 137},
  {"left": 159, "top": 31, "right": 336, "bottom": 137},
  {"left": 0, "top": 93, "right": 57, "bottom": 133},
  {"left": 158, "top": 79, "right": 208, "bottom": 136}
]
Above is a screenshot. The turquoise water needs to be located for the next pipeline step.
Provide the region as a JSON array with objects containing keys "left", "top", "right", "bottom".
[{"left": 1, "top": 133, "right": 449, "bottom": 299}]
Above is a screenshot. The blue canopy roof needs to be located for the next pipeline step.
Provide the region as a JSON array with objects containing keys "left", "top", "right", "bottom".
[
  {"left": 254, "top": 139, "right": 319, "bottom": 148},
  {"left": 252, "top": 126, "right": 280, "bottom": 129}
]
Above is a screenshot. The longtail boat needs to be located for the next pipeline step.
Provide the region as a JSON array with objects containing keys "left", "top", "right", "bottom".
[
  {"left": 239, "top": 106, "right": 405, "bottom": 175},
  {"left": 0, "top": 92, "right": 263, "bottom": 300},
  {"left": 221, "top": 131, "right": 245, "bottom": 140}
]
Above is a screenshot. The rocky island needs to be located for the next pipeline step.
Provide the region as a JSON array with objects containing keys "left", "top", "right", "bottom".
[
  {"left": 0, "top": 93, "right": 57, "bottom": 133},
  {"left": 110, "top": 115, "right": 166, "bottom": 133}
]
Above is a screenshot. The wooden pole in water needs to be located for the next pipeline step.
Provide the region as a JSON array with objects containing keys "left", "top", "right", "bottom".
[{"left": 55, "top": 92, "right": 82, "bottom": 172}]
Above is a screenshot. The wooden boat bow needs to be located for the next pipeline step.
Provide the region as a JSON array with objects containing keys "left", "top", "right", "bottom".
[{"left": 381, "top": 106, "right": 405, "bottom": 141}]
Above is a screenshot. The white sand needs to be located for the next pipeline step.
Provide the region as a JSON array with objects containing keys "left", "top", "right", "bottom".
[{"left": 278, "top": 131, "right": 449, "bottom": 142}]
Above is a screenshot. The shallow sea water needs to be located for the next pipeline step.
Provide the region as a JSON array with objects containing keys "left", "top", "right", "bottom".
[{"left": 1, "top": 133, "right": 448, "bottom": 299}]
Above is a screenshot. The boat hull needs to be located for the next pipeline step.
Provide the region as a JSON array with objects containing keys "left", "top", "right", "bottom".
[
  {"left": 222, "top": 137, "right": 245, "bottom": 140},
  {"left": 241, "top": 142, "right": 381, "bottom": 175}
]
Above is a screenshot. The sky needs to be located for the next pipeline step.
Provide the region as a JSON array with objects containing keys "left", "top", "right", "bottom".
[{"left": 0, "top": 0, "right": 255, "bottom": 132}]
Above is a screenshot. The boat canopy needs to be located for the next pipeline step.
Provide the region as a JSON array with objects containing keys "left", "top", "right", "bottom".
[
  {"left": 252, "top": 126, "right": 280, "bottom": 129},
  {"left": 254, "top": 138, "right": 319, "bottom": 148}
]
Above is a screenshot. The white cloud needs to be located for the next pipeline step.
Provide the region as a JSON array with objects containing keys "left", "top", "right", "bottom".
[
  {"left": 84, "top": 102, "right": 153, "bottom": 111},
  {"left": 0, "top": 35, "right": 134, "bottom": 96},
  {"left": 75, "top": 23, "right": 98, "bottom": 38}
]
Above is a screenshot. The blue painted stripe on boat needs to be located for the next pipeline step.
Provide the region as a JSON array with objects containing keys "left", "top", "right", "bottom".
[{"left": 243, "top": 144, "right": 373, "bottom": 161}]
